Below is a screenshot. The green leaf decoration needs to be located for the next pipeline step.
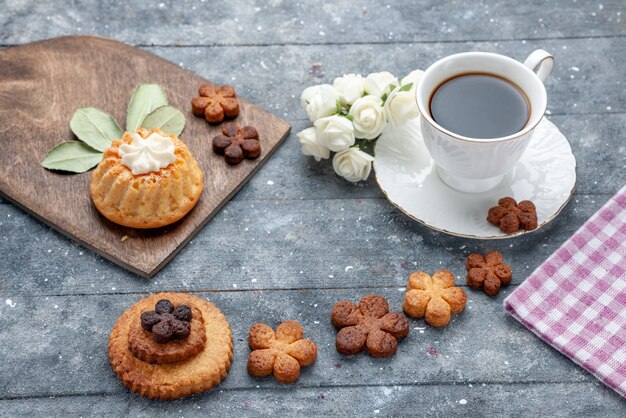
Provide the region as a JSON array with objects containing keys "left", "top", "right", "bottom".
[
  {"left": 69, "top": 107, "right": 122, "bottom": 152},
  {"left": 41, "top": 141, "right": 102, "bottom": 173},
  {"left": 399, "top": 82, "right": 413, "bottom": 92},
  {"left": 336, "top": 99, "right": 343, "bottom": 115},
  {"left": 354, "top": 138, "right": 375, "bottom": 156},
  {"left": 126, "top": 84, "right": 168, "bottom": 133},
  {"left": 141, "top": 105, "right": 185, "bottom": 136}
]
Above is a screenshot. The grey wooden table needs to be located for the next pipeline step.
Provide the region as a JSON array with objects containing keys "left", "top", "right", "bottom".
[{"left": 1, "top": 1, "right": 625, "bottom": 416}]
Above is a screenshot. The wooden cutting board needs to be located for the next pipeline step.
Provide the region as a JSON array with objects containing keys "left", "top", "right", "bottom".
[{"left": 0, "top": 36, "right": 291, "bottom": 277}]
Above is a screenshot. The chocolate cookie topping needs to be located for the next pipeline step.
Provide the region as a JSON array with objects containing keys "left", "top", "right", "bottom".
[
  {"left": 173, "top": 305, "right": 192, "bottom": 322},
  {"left": 140, "top": 299, "right": 193, "bottom": 343},
  {"left": 155, "top": 299, "right": 174, "bottom": 314}
]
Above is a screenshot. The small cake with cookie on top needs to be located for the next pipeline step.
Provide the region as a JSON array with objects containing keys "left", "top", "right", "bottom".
[{"left": 108, "top": 292, "right": 233, "bottom": 399}]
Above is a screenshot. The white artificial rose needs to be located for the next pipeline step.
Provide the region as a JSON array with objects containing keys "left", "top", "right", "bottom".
[
  {"left": 297, "top": 127, "right": 330, "bottom": 161},
  {"left": 349, "top": 95, "right": 387, "bottom": 139},
  {"left": 384, "top": 86, "right": 419, "bottom": 128},
  {"left": 300, "top": 84, "right": 341, "bottom": 122},
  {"left": 401, "top": 69, "right": 424, "bottom": 90},
  {"left": 333, "top": 73, "right": 365, "bottom": 105},
  {"left": 363, "top": 71, "right": 399, "bottom": 98},
  {"left": 332, "top": 147, "right": 375, "bottom": 182},
  {"left": 314, "top": 115, "right": 355, "bottom": 152}
]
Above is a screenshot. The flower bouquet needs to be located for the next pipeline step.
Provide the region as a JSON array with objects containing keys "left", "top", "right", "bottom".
[{"left": 297, "top": 69, "right": 423, "bottom": 182}]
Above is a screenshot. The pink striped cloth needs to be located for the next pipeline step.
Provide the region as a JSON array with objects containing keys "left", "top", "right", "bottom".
[{"left": 504, "top": 185, "right": 626, "bottom": 398}]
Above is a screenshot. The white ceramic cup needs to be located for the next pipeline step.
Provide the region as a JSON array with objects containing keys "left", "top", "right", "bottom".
[{"left": 415, "top": 49, "right": 554, "bottom": 193}]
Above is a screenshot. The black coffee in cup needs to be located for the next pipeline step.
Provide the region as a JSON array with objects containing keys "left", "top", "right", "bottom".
[{"left": 429, "top": 73, "right": 530, "bottom": 139}]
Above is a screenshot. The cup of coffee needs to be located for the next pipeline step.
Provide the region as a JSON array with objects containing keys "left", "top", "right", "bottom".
[{"left": 415, "top": 49, "right": 554, "bottom": 193}]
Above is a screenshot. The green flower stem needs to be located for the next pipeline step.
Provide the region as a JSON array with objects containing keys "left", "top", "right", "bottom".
[{"left": 354, "top": 137, "right": 377, "bottom": 157}]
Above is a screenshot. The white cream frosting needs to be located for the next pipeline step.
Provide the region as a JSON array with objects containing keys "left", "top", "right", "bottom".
[{"left": 119, "top": 132, "right": 176, "bottom": 175}]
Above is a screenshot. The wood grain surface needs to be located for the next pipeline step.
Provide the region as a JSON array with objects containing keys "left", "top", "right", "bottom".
[{"left": 0, "top": 35, "right": 291, "bottom": 277}]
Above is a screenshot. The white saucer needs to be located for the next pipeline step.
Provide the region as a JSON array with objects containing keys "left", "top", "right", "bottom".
[{"left": 374, "top": 118, "right": 577, "bottom": 239}]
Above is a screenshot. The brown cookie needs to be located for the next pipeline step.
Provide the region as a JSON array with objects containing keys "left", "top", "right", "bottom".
[
  {"left": 487, "top": 197, "right": 538, "bottom": 233},
  {"left": 247, "top": 320, "right": 317, "bottom": 384},
  {"left": 109, "top": 292, "right": 233, "bottom": 399},
  {"left": 331, "top": 295, "right": 409, "bottom": 357},
  {"left": 191, "top": 82, "right": 240, "bottom": 124},
  {"left": 128, "top": 305, "right": 206, "bottom": 364},
  {"left": 403, "top": 270, "right": 467, "bottom": 327},
  {"left": 466, "top": 251, "right": 512, "bottom": 296},
  {"left": 212, "top": 123, "right": 261, "bottom": 165}
]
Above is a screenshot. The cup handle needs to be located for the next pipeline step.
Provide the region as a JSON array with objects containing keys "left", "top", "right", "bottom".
[{"left": 523, "top": 49, "right": 554, "bottom": 82}]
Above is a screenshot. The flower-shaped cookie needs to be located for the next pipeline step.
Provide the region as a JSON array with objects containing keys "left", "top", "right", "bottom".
[
  {"left": 212, "top": 123, "right": 262, "bottom": 165},
  {"left": 331, "top": 295, "right": 409, "bottom": 357},
  {"left": 403, "top": 270, "right": 467, "bottom": 327},
  {"left": 140, "top": 299, "right": 192, "bottom": 343},
  {"left": 487, "top": 197, "right": 538, "bottom": 233},
  {"left": 191, "top": 82, "right": 240, "bottom": 124},
  {"left": 247, "top": 320, "right": 317, "bottom": 384},
  {"left": 466, "top": 251, "right": 512, "bottom": 296},
  {"left": 131, "top": 302, "right": 205, "bottom": 364}
]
